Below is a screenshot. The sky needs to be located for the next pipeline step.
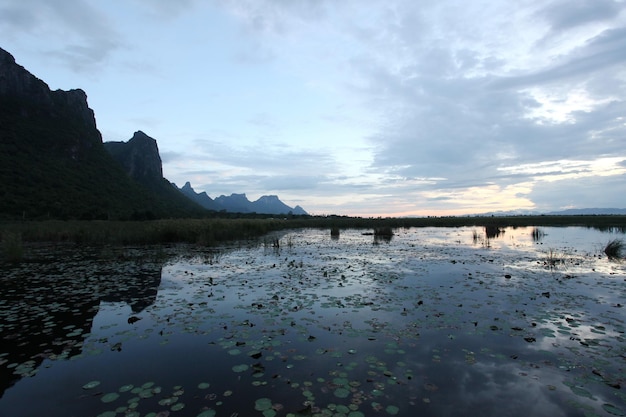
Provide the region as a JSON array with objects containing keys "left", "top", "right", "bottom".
[{"left": 1, "top": 0, "right": 625, "bottom": 217}]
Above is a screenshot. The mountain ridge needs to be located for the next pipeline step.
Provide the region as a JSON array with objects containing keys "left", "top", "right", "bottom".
[
  {"left": 178, "top": 182, "right": 308, "bottom": 215},
  {"left": 0, "top": 46, "right": 309, "bottom": 219},
  {"left": 0, "top": 47, "right": 201, "bottom": 219}
]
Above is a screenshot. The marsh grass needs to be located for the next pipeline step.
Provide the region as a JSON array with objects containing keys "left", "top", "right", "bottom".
[
  {"left": 545, "top": 248, "right": 565, "bottom": 268},
  {"left": 531, "top": 227, "right": 546, "bottom": 242},
  {"left": 485, "top": 225, "right": 503, "bottom": 239},
  {"left": 1, "top": 215, "right": 625, "bottom": 248},
  {"left": 330, "top": 226, "right": 340, "bottom": 237},
  {"left": 1, "top": 231, "right": 23, "bottom": 263},
  {"left": 373, "top": 226, "right": 394, "bottom": 237},
  {"left": 471, "top": 229, "right": 480, "bottom": 244},
  {"left": 604, "top": 239, "right": 624, "bottom": 259}
]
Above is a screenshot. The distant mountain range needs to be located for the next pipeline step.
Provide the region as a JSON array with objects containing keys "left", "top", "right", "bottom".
[
  {"left": 0, "top": 46, "right": 308, "bottom": 219},
  {"left": 178, "top": 182, "right": 307, "bottom": 215},
  {"left": 475, "top": 208, "right": 626, "bottom": 217}
]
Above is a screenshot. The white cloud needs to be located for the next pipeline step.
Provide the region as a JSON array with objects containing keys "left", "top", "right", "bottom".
[{"left": 3, "top": 0, "right": 625, "bottom": 215}]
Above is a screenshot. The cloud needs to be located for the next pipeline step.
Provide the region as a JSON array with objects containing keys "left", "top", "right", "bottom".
[
  {"left": 492, "top": 27, "right": 626, "bottom": 90},
  {"left": 5, "top": 0, "right": 624, "bottom": 215},
  {"left": 218, "top": 0, "right": 330, "bottom": 35},
  {"left": 0, "top": 0, "right": 122, "bottom": 71},
  {"left": 529, "top": 173, "right": 626, "bottom": 210},
  {"left": 540, "top": 0, "right": 623, "bottom": 31},
  {"left": 132, "top": 0, "right": 199, "bottom": 19}
]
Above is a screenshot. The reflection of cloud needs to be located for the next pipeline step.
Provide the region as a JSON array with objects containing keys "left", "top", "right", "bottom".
[{"left": 396, "top": 335, "right": 574, "bottom": 417}]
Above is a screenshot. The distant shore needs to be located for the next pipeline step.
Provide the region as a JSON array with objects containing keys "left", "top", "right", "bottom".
[{"left": 1, "top": 215, "right": 625, "bottom": 246}]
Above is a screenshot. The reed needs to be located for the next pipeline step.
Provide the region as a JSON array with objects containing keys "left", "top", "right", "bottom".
[
  {"left": 1, "top": 231, "right": 23, "bottom": 263},
  {"left": 604, "top": 239, "right": 624, "bottom": 259}
]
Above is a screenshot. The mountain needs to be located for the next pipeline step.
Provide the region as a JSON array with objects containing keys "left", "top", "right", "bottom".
[
  {"left": 0, "top": 47, "right": 202, "bottom": 220},
  {"left": 547, "top": 208, "right": 626, "bottom": 216},
  {"left": 104, "top": 132, "right": 203, "bottom": 217},
  {"left": 473, "top": 208, "right": 626, "bottom": 217},
  {"left": 251, "top": 195, "right": 308, "bottom": 215},
  {"left": 179, "top": 181, "right": 219, "bottom": 211},
  {"left": 104, "top": 131, "right": 163, "bottom": 186},
  {"left": 179, "top": 182, "right": 308, "bottom": 215}
]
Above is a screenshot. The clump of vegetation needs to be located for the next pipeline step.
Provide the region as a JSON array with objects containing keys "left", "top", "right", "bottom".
[
  {"left": 373, "top": 226, "right": 394, "bottom": 237},
  {"left": 330, "top": 226, "right": 340, "bottom": 238},
  {"left": 485, "top": 225, "right": 503, "bottom": 239},
  {"left": 2, "top": 231, "right": 24, "bottom": 263},
  {"left": 471, "top": 229, "right": 480, "bottom": 244},
  {"left": 604, "top": 239, "right": 624, "bottom": 259},
  {"left": 531, "top": 227, "right": 545, "bottom": 242},
  {"left": 545, "top": 248, "right": 564, "bottom": 268}
]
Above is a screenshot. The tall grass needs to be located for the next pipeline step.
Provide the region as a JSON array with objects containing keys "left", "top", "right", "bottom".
[
  {"left": 0, "top": 219, "right": 289, "bottom": 246},
  {"left": 604, "top": 239, "right": 624, "bottom": 259},
  {"left": 531, "top": 227, "right": 545, "bottom": 242},
  {"left": 373, "top": 226, "right": 394, "bottom": 237},
  {"left": 2, "top": 215, "right": 626, "bottom": 247},
  {"left": 1, "top": 231, "right": 23, "bottom": 263}
]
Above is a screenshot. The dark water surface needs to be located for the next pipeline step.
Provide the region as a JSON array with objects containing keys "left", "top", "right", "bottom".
[{"left": 1, "top": 227, "right": 624, "bottom": 417}]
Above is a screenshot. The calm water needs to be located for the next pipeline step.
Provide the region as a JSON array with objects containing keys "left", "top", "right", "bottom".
[{"left": 1, "top": 227, "right": 625, "bottom": 417}]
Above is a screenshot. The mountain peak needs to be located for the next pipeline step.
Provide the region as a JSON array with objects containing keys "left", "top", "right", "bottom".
[{"left": 104, "top": 131, "right": 163, "bottom": 183}]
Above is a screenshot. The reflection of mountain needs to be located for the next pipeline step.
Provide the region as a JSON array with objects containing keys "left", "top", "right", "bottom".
[{"left": 0, "top": 255, "right": 163, "bottom": 398}]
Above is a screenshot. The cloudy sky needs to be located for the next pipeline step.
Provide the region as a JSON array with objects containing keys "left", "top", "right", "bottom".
[{"left": 1, "top": 0, "right": 625, "bottom": 216}]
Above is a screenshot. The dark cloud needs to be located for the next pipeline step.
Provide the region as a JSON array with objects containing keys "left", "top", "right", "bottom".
[
  {"left": 492, "top": 27, "right": 626, "bottom": 90},
  {"left": 529, "top": 174, "right": 626, "bottom": 210},
  {"left": 0, "top": 0, "right": 122, "bottom": 71},
  {"left": 540, "top": 0, "right": 622, "bottom": 31}
]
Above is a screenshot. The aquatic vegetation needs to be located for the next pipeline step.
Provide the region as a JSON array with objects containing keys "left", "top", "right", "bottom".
[
  {"left": 531, "top": 227, "right": 545, "bottom": 242},
  {"left": 0, "top": 227, "right": 624, "bottom": 417},
  {"left": 373, "top": 226, "right": 393, "bottom": 237},
  {"left": 1, "top": 231, "right": 23, "bottom": 263},
  {"left": 484, "top": 225, "right": 503, "bottom": 239},
  {"left": 604, "top": 238, "right": 624, "bottom": 259}
]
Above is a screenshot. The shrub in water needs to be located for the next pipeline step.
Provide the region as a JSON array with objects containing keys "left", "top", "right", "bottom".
[{"left": 604, "top": 239, "right": 624, "bottom": 259}]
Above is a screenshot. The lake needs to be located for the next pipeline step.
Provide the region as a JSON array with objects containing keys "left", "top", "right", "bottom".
[{"left": 1, "top": 226, "right": 624, "bottom": 417}]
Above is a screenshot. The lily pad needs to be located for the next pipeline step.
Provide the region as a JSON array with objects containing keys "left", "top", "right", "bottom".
[
  {"left": 171, "top": 402, "right": 185, "bottom": 411},
  {"left": 232, "top": 364, "right": 249, "bottom": 373},
  {"left": 334, "top": 387, "right": 350, "bottom": 398},
  {"left": 386, "top": 405, "right": 400, "bottom": 415},
  {"left": 82, "top": 380, "right": 100, "bottom": 390},
  {"left": 196, "top": 411, "right": 217, "bottom": 417},
  {"left": 602, "top": 404, "right": 625, "bottom": 416},
  {"left": 100, "top": 392, "right": 120, "bottom": 403},
  {"left": 255, "top": 398, "right": 273, "bottom": 411}
]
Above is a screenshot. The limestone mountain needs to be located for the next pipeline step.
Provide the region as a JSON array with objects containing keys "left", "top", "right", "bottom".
[
  {"left": 179, "top": 182, "right": 219, "bottom": 211},
  {"left": 179, "top": 183, "right": 308, "bottom": 215},
  {"left": 103, "top": 131, "right": 202, "bottom": 216},
  {"left": 0, "top": 47, "right": 202, "bottom": 219},
  {"left": 104, "top": 131, "right": 163, "bottom": 185}
]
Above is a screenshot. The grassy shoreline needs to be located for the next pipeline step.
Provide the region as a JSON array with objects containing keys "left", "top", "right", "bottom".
[{"left": 2, "top": 215, "right": 625, "bottom": 246}]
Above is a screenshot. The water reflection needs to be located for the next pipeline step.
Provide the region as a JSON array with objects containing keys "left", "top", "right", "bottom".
[
  {"left": 531, "top": 227, "right": 546, "bottom": 242},
  {"left": 0, "top": 254, "right": 163, "bottom": 398},
  {"left": 0, "top": 228, "right": 624, "bottom": 417},
  {"left": 484, "top": 225, "right": 504, "bottom": 239}
]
